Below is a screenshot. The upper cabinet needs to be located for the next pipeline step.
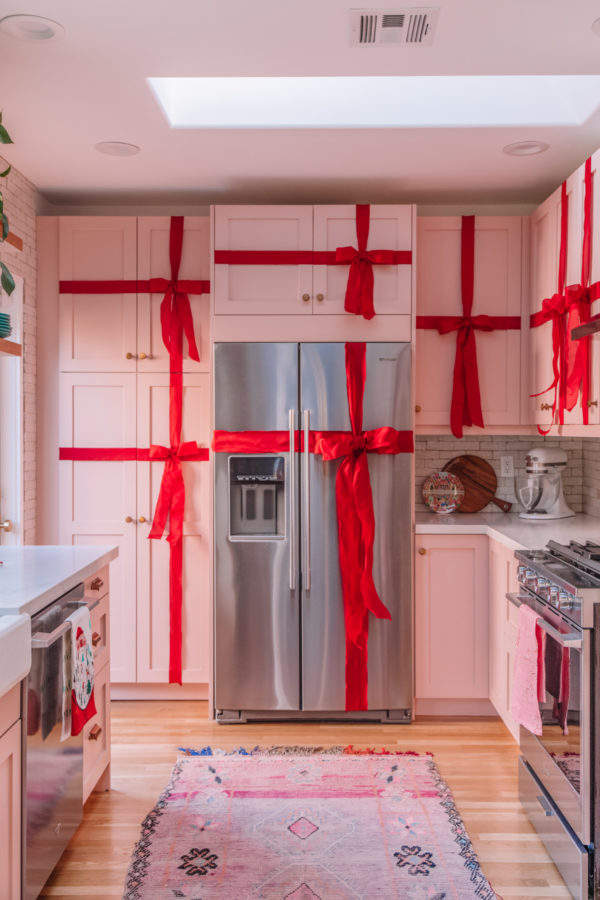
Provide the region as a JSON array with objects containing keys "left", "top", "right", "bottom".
[
  {"left": 58, "top": 217, "right": 210, "bottom": 373},
  {"left": 213, "top": 204, "right": 413, "bottom": 316},
  {"left": 415, "top": 216, "right": 525, "bottom": 429}
]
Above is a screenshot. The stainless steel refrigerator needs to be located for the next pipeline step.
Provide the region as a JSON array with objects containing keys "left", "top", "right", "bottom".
[{"left": 213, "top": 342, "right": 412, "bottom": 723}]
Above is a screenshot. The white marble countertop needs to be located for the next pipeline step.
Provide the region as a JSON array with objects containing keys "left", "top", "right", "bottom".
[
  {"left": 415, "top": 512, "right": 600, "bottom": 551},
  {"left": 0, "top": 545, "right": 118, "bottom": 617}
]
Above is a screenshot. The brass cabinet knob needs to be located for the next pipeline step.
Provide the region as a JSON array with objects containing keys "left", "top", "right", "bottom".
[
  {"left": 0, "top": 519, "right": 12, "bottom": 532},
  {"left": 316, "top": 293, "right": 324, "bottom": 302},
  {"left": 125, "top": 516, "right": 133, "bottom": 523},
  {"left": 88, "top": 724, "right": 102, "bottom": 741},
  {"left": 126, "top": 352, "right": 135, "bottom": 359},
  {"left": 302, "top": 293, "right": 311, "bottom": 302},
  {"left": 417, "top": 547, "right": 427, "bottom": 556},
  {"left": 540, "top": 402, "right": 553, "bottom": 411},
  {"left": 138, "top": 352, "right": 147, "bottom": 360},
  {"left": 415, "top": 405, "right": 422, "bottom": 413},
  {"left": 138, "top": 516, "right": 147, "bottom": 524},
  {"left": 588, "top": 400, "right": 598, "bottom": 408},
  {"left": 92, "top": 631, "right": 102, "bottom": 647}
]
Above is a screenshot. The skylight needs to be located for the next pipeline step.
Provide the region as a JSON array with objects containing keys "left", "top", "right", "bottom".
[{"left": 148, "top": 75, "right": 600, "bottom": 129}]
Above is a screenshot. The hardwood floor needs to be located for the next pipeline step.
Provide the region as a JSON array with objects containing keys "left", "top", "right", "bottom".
[{"left": 41, "top": 701, "right": 572, "bottom": 899}]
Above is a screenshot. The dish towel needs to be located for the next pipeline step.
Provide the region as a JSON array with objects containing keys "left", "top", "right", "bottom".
[
  {"left": 68, "top": 605, "right": 97, "bottom": 736},
  {"left": 545, "top": 634, "right": 570, "bottom": 735},
  {"left": 511, "top": 603, "right": 545, "bottom": 735}
]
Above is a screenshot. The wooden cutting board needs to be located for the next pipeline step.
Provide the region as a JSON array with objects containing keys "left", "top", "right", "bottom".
[{"left": 443, "top": 455, "right": 512, "bottom": 513}]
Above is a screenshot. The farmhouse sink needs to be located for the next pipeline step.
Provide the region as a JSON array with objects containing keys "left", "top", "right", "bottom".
[{"left": 0, "top": 613, "right": 31, "bottom": 697}]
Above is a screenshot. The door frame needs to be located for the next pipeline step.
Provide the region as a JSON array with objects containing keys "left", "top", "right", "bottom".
[{"left": 0, "top": 275, "right": 23, "bottom": 544}]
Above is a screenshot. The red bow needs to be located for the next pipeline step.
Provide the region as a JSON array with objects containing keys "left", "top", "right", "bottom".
[
  {"left": 155, "top": 217, "right": 201, "bottom": 366},
  {"left": 148, "top": 441, "right": 204, "bottom": 544},
  {"left": 335, "top": 205, "right": 394, "bottom": 320}
]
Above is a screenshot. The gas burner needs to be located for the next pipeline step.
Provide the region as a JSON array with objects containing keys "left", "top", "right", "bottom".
[
  {"left": 568, "top": 540, "right": 600, "bottom": 562},
  {"left": 529, "top": 549, "right": 549, "bottom": 560}
]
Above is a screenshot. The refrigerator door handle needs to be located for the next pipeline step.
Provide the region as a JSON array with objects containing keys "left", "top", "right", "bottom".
[
  {"left": 289, "top": 408, "right": 297, "bottom": 591},
  {"left": 303, "top": 408, "right": 311, "bottom": 591}
]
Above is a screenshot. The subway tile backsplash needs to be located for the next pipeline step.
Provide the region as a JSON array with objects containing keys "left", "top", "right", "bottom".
[{"left": 415, "top": 435, "right": 584, "bottom": 515}]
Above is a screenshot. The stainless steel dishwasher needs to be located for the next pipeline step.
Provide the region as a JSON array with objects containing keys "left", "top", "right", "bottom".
[{"left": 24, "top": 582, "right": 89, "bottom": 900}]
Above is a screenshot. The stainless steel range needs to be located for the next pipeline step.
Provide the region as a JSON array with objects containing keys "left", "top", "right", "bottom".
[{"left": 511, "top": 540, "right": 600, "bottom": 900}]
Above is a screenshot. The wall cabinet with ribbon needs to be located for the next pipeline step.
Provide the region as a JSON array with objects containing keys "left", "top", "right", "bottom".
[
  {"left": 58, "top": 217, "right": 210, "bottom": 373},
  {"left": 528, "top": 154, "right": 600, "bottom": 430},
  {"left": 415, "top": 216, "right": 526, "bottom": 434},
  {"left": 213, "top": 204, "right": 413, "bottom": 318}
]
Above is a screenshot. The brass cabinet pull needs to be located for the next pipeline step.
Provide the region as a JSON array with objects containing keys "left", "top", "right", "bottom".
[
  {"left": 90, "top": 576, "right": 104, "bottom": 592},
  {"left": 88, "top": 724, "right": 102, "bottom": 741},
  {"left": 540, "top": 402, "right": 553, "bottom": 411},
  {"left": 588, "top": 400, "right": 598, "bottom": 407},
  {"left": 92, "top": 631, "right": 102, "bottom": 647},
  {"left": 126, "top": 352, "right": 137, "bottom": 360},
  {"left": 138, "top": 516, "right": 147, "bottom": 524},
  {"left": 316, "top": 293, "right": 324, "bottom": 302},
  {"left": 138, "top": 352, "right": 147, "bottom": 360},
  {"left": 415, "top": 405, "right": 422, "bottom": 413},
  {"left": 417, "top": 547, "right": 427, "bottom": 556},
  {"left": 302, "top": 293, "right": 311, "bottom": 302},
  {"left": 125, "top": 516, "right": 133, "bottom": 523}
]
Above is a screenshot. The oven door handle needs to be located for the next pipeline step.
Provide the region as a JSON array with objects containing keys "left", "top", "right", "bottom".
[{"left": 506, "top": 593, "right": 582, "bottom": 649}]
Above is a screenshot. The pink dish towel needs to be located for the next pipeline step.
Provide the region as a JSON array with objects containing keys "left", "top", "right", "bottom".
[{"left": 511, "top": 603, "right": 545, "bottom": 735}]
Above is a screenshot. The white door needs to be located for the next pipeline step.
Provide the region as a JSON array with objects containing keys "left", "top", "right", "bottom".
[{"left": 0, "top": 276, "right": 23, "bottom": 545}]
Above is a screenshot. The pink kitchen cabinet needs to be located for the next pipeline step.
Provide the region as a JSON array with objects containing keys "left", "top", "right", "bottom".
[
  {"left": 415, "top": 216, "right": 525, "bottom": 430},
  {"left": 0, "top": 686, "right": 21, "bottom": 900},
  {"left": 488, "top": 539, "right": 520, "bottom": 741},
  {"left": 414, "top": 534, "right": 490, "bottom": 713},
  {"left": 527, "top": 170, "right": 597, "bottom": 427},
  {"left": 213, "top": 204, "right": 413, "bottom": 316}
]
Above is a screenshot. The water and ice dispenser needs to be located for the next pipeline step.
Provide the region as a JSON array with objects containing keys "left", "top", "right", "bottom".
[{"left": 229, "top": 456, "right": 285, "bottom": 538}]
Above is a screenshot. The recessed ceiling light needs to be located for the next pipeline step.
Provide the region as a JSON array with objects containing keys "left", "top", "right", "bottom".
[
  {"left": 591, "top": 17, "right": 600, "bottom": 36},
  {"left": 0, "top": 14, "right": 64, "bottom": 41},
  {"left": 502, "top": 140, "right": 549, "bottom": 157},
  {"left": 94, "top": 141, "right": 141, "bottom": 157}
]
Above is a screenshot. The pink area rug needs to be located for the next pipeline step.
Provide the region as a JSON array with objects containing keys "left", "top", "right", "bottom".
[{"left": 123, "top": 748, "right": 498, "bottom": 900}]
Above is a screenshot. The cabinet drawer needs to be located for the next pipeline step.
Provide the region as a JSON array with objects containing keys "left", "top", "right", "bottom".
[
  {"left": 84, "top": 565, "right": 109, "bottom": 601},
  {"left": 83, "top": 662, "right": 110, "bottom": 803},
  {"left": 90, "top": 593, "right": 109, "bottom": 674}
]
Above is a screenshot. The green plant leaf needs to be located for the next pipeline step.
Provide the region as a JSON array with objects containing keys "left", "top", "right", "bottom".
[
  {"left": 0, "top": 165, "right": 10, "bottom": 178},
  {"left": 0, "top": 262, "right": 15, "bottom": 295},
  {"left": 1, "top": 214, "right": 8, "bottom": 240},
  {"left": 0, "top": 123, "right": 13, "bottom": 144}
]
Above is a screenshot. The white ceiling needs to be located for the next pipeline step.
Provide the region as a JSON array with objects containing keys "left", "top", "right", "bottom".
[{"left": 2, "top": 0, "right": 600, "bottom": 210}]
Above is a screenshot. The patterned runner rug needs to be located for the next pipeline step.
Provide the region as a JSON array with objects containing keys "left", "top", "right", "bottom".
[{"left": 123, "top": 747, "right": 498, "bottom": 900}]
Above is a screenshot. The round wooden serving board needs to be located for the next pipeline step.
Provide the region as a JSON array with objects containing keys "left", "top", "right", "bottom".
[{"left": 443, "top": 455, "right": 512, "bottom": 513}]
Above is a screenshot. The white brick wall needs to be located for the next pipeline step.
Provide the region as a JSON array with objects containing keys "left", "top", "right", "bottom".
[
  {"left": 582, "top": 439, "right": 600, "bottom": 518},
  {"left": 0, "top": 157, "right": 37, "bottom": 543},
  {"left": 416, "top": 434, "right": 584, "bottom": 515}
]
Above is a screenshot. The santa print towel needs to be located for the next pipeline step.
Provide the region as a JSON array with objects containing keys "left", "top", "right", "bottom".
[
  {"left": 511, "top": 603, "right": 545, "bottom": 736},
  {"left": 68, "top": 606, "right": 97, "bottom": 736}
]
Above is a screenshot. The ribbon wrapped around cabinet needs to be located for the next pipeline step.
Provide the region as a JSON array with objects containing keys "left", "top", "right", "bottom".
[{"left": 416, "top": 216, "right": 521, "bottom": 438}]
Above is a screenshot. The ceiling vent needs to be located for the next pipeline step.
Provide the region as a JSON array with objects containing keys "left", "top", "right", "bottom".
[{"left": 350, "top": 8, "right": 439, "bottom": 46}]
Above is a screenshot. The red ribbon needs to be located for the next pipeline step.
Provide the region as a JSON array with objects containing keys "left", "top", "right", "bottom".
[
  {"left": 59, "top": 278, "right": 210, "bottom": 295},
  {"left": 416, "top": 216, "right": 521, "bottom": 438},
  {"left": 212, "top": 344, "right": 414, "bottom": 711},
  {"left": 335, "top": 205, "right": 395, "bottom": 320}
]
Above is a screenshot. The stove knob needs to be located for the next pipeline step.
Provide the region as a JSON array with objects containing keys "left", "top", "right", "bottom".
[
  {"left": 536, "top": 577, "right": 550, "bottom": 600},
  {"left": 549, "top": 586, "right": 560, "bottom": 608},
  {"left": 558, "top": 591, "right": 575, "bottom": 611},
  {"left": 517, "top": 565, "right": 527, "bottom": 583},
  {"left": 525, "top": 569, "right": 538, "bottom": 590}
]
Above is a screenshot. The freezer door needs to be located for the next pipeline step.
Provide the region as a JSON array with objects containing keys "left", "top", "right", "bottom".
[
  {"left": 300, "top": 342, "right": 413, "bottom": 712},
  {"left": 214, "top": 343, "right": 300, "bottom": 712}
]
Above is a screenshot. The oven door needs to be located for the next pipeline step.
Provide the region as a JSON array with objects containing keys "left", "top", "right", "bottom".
[{"left": 509, "top": 591, "right": 591, "bottom": 845}]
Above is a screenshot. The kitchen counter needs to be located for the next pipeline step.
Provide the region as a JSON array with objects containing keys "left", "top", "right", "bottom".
[
  {"left": 0, "top": 545, "right": 118, "bottom": 617},
  {"left": 415, "top": 512, "right": 600, "bottom": 551}
]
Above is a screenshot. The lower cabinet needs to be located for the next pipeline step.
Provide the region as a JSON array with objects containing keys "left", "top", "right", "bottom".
[
  {"left": 488, "top": 539, "right": 520, "bottom": 741},
  {"left": 414, "top": 534, "right": 490, "bottom": 711},
  {"left": 82, "top": 569, "right": 112, "bottom": 803},
  {"left": 0, "top": 686, "right": 21, "bottom": 900}
]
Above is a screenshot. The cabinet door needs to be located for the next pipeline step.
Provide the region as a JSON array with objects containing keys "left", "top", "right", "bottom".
[
  {"left": 488, "top": 539, "right": 520, "bottom": 741},
  {"left": 313, "top": 205, "right": 412, "bottom": 315},
  {"left": 416, "top": 217, "right": 523, "bottom": 427},
  {"left": 83, "top": 660, "right": 111, "bottom": 803},
  {"left": 136, "top": 373, "right": 211, "bottom": 683},
  {"left": 58, "top": 217, "right": 138, "bottom": 372},
  {"left": 528, "top": 172, "right": 584, "bottom": 426},
  {"left": 214, "top": 205, "right": 313, "bottom": 314},
  {"left": 137, "top": 217, "right": 211, "bottom": 373},
  {"left": 0, "top": 718, "right": 21, "bottom": 900},
  {"left": 59, "top": 373, "right": 138, "bottom": 682},
  {"left": 415, "top": 534, "right": 489, "bottom": 699}
]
